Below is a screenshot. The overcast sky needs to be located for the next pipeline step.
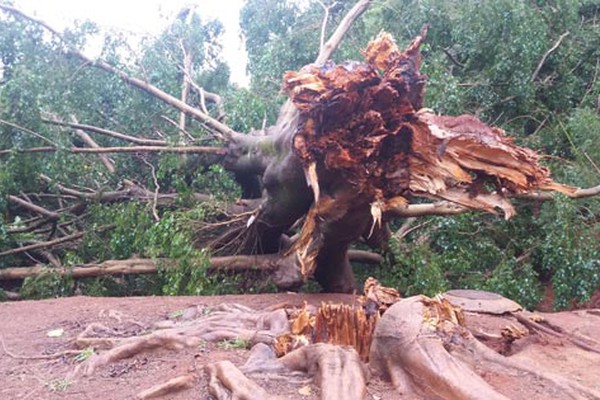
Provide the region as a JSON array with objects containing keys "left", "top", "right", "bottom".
[{"left": 12, "top": 0, "right": 249, "bottom": 86}]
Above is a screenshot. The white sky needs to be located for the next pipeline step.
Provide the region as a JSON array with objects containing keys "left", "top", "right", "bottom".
[{"left": 12, "top": 0, "right": 249, "bottom": 86}]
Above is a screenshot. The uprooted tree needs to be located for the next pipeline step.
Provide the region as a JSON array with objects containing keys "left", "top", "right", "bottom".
[{"left": 1, "top": 0, "right": 599, "bottom": 297}]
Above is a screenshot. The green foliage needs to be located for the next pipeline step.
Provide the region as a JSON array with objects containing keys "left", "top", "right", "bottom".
[
  {"left": 217, "top": 338, "right": 251, "bottom": 350},
  {"left": 80, "top": 203, "right": 224, "bottom": 296},
  {"left": 378, "top": 194, "right": 598, "bottom": 310},
  {"left": 20, "top": 270, "right": 74, "bottom": 300},
  {"left": 192, "top": 164, "right": 241, "bottom": 201},
  {"left": 73, "top": 347, "right": 94, "bottom": 363},
  {"left": 46, "top": 378, "right": 72, "bottom": 393},
  {"left": 538, "top": 196, "right": 600, "bottom": 309},
  {"left": 484, "top": 261, "right": 541, "bottom": 310},
  {"left": 383, "top": 241, "right": 448, "bottom": 297},
  {"left": 223, "top": 87, "right": 280, "bottom": 132},
  {"left": 81, "top": 203, "right": 155, "bottom": 261}
]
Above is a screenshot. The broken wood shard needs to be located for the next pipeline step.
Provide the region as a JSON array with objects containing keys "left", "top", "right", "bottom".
[
  {"left": 279, "top": 280, "right": 393, "bottom": 362},
  {"left": 283, "top": 28, "right": 575, "bottom": 280}
]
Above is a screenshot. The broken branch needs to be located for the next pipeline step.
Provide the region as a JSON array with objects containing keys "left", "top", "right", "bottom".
[
  {"left": 8, "top": 195, "right": 59, "bottom": 220},
  {"left": 43, "top": 119, "right": 167, "bottom": 146},
  {"left": 0, "top": 231, "right": 86, "bottom": 258},
  {"left": 531, "top": 31, "right": 569, "bottom": 82},
  {"left": 70, "top": 117, "right": 116, "bottom": 174}
]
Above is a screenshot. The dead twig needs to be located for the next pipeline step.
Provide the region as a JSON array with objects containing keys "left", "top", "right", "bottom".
[
  {"left": 0, "top": 335, "right": 81, "bottom": 360},
  {"left": 139, "top": 158, "right": 161, "bottom": 221},
  {"left": 0, "top": 118, "right": 58, "bottom": 147},
  {"left": 316, "top": 1, "right": 339, "bottom": 52},
  {"left": 531, "top": 31, "right": 569, "bottom": 82}
]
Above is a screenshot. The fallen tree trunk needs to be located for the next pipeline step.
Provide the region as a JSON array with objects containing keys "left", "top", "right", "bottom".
[
  {"left": 279, "top": 28, "right": 579, "bottom": 290},
  {"left": 1, "top": 1, "right": 599, "bottom": 295},
  {"left": 0, "top": 251, "right": 382, "bottom": 286}
]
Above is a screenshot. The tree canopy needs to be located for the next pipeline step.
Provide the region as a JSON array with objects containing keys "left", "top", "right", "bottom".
[{"left": 0, "top": 0, "right": 599, "bottom": 309}]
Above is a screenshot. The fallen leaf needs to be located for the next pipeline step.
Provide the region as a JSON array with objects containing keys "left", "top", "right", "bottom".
[
  {"left": 298, "top": 385, "right": 312, "bottom": 396},
  {"left": 46, "top": 328, "right": 64, "bottom": 338}
]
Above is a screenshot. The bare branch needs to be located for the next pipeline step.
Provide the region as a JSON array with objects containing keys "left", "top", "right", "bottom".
[
  {"left": 43, "top": 119, "right": 167, "bottom": 146},
  {"left": 347, "top": 249, "right": 383, "bottom": 264},
  {"left": 181, "top": 67, "right": 225, "bottom": 120},
  {"left": 441, "top": 47, "right": 465, "bottom": 68},
  {"left": 315, "top": 0, "right": 373, "bottom": 65},
  {"left": 69, "top": 117, "right": 116, "bottom": 174},
  {"left": 316, "top": 1, "right": 339, "bottom": 52},
  {"left": 39, "top": 174, "right": 213, "bottom": 205},
  {"left": 178, "top": 39, "right": 194, "bottom": 140},
  {"left": 71, "top": 145, "right": 225, "bottom": 154},
  {"left": 0, "top": 146, "right": 56, "bottom": 156},
  {"left": 0, "top": 255, "right": 282, "bottom": 280},
  {"left": 38, "top": 250, "right": 62, "bottom": 268},
  {"left": 387, "top": 201, "right": 469, "bottom": 218},
  {"left": 0, "top": 231, "right": 86, "bottom": 258},
  {"left": 7, "top": 195, "right": 59, "bottom": 220},
  {"left": 0, "top": 118, "right": 58, "bottom": 147},
  {"left": 140, "top": 157, "right": 161, "bottom": 221},
  {"left": 1, "top": 290, "right": 20, "bottom": 300},
  {"left": 0, "top": 145, "right": 225, "bottom": 155},
  {"left": 393, "top": 217, "right": 416, "bottom": 240},
  {"left": 517, "top": 184, "right": 600, "bottom": 201},
  {"left": 388, "top": 183, "right": 600, "bottom": 219},
  {"left": 7, "top": 218, "right": 49, "bottom": 234},
  {"left": 531, "top": 31, "right": 569, "bottom": 82},
  {"left": 198, "top": 87, "right": 209, "bottom": 114}
]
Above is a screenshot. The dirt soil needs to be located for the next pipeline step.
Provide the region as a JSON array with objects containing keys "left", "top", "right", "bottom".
[{"left": 1, "top": 293, "right": 600, "bottom": 400}]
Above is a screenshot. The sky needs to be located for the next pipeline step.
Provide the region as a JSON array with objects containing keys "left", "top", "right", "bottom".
[{"left": 12, "top": 0, "right": 250, "bottom": 86}]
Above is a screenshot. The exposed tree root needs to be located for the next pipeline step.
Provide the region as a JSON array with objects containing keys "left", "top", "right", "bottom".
[
  {"left": 136, "top": 374, "right": 196, "bottom": 399},
  {"left": 242, "top": 343, "right": 367, "bottom": 400},
  {"left": 43, "top": 294, "right": 600, "bottom": 399},
  {"left": 73, "top": 304, "right": 289, "bottom": 377},
  {"left": 279, "top": 344, "right": 367, "bottom": 400},
  {"left": 370, "top": 296, "right": 600, "bottom": 400},
  {"left": 512, "top": 311, "right": 600, "bottom": 354},
  {"left": 206, "top": 361, "right": 271, "bottom": 400},
  {"left": 0, "top": 335, "right": 82, "bottom": 360}
]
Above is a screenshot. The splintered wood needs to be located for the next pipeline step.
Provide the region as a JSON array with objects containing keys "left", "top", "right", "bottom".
[
  {"left": 276, "top": 278, "right": 398, "bottom": 361},
  {"left": 276, "top": 302, "right": 378, "bottom": 362},
  {"left": 283, "top": 27, "right": 575, "bottom": 279},
  {"left": 314, "top": 303, "right": 378, "bottom": 362},
  {"left": 422, "top": 294, "right": 466, "bottom": 329}
]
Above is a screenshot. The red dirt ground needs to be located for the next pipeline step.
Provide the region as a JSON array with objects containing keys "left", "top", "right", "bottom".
[{"left": 1, "top": 293, "right": 599, "bottom": 399}]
